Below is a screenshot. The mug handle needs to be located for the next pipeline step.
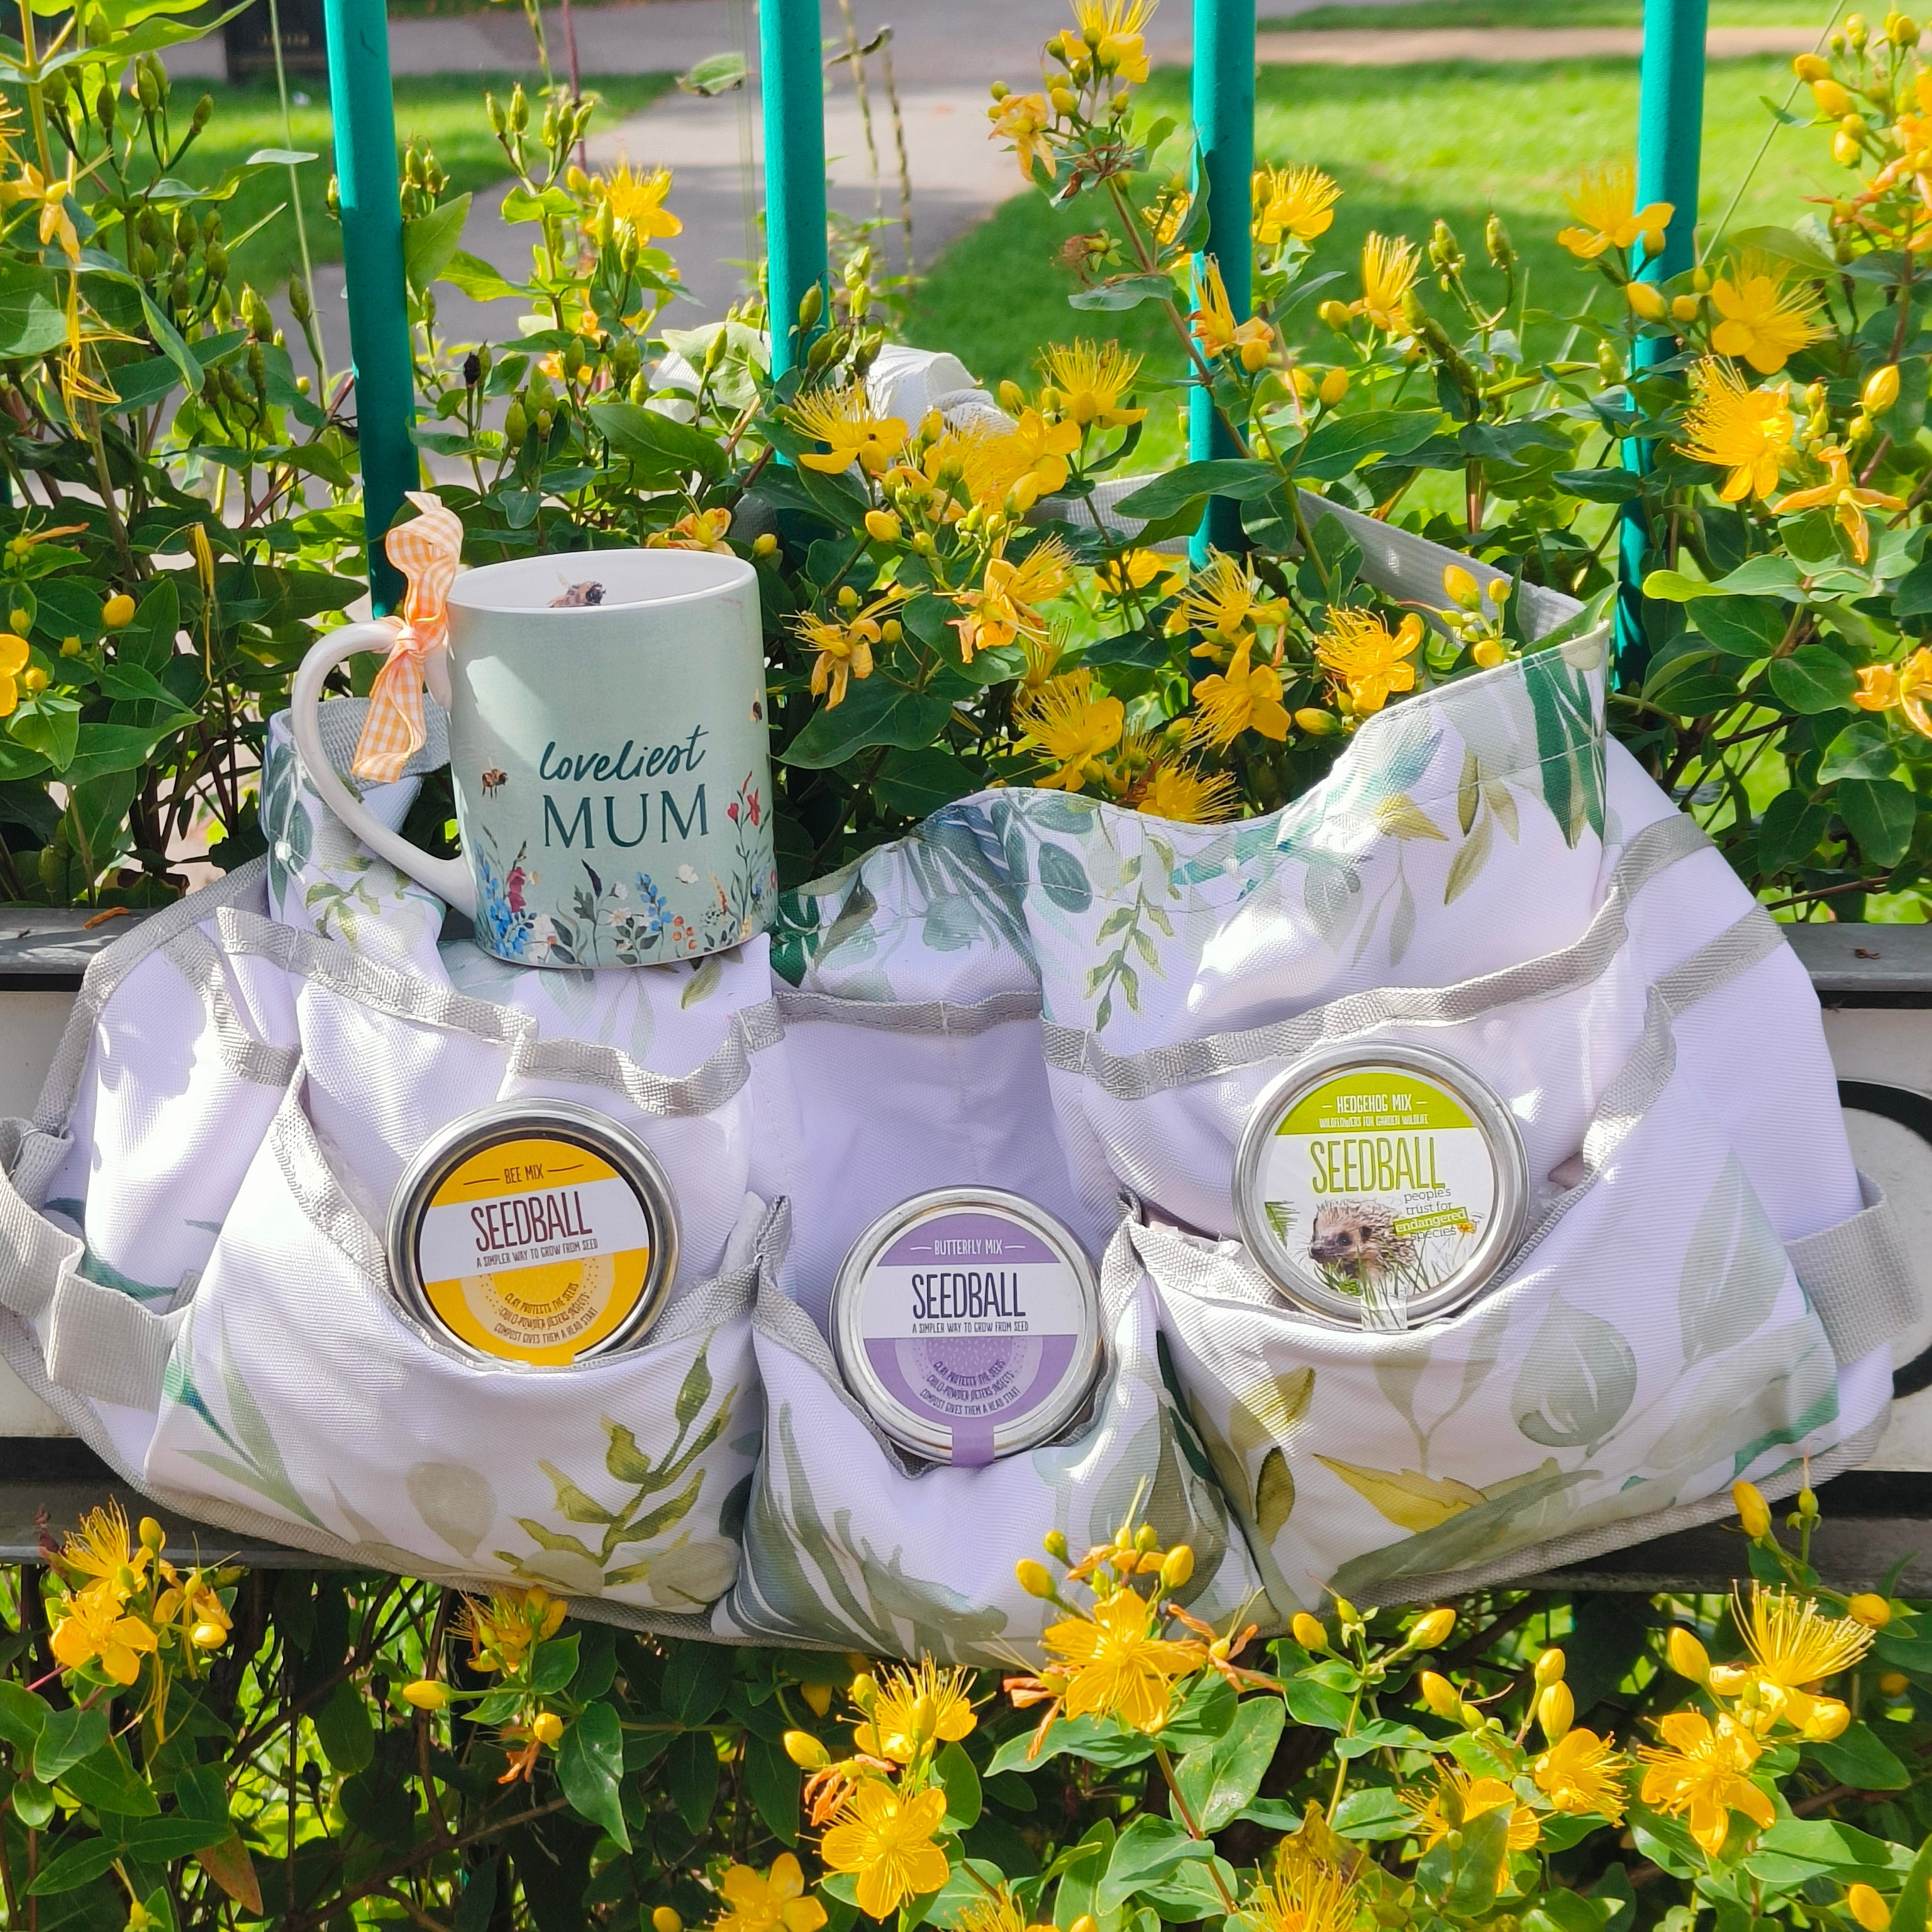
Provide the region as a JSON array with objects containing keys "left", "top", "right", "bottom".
[{"left": 290, "top": 620, "right": 475, "bottom": 916}]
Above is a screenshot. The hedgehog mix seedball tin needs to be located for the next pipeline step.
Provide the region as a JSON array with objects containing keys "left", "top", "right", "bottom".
[
  {"left": 1233, "top": 1043, "right": 1529, "bottom": 1329},
  {"left": 830, "top": 1188, "right": 1104, "bottom": 1465},
  {"left": 387, "top": 1101, "right": 680, "bottom": 1367}
]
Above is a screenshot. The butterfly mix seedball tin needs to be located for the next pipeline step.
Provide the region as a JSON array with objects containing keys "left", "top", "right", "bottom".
[
  {"left": 830, "top": 1188, "right": 1104, "bottom": 1465},
  {"left": 387, "top": 1101, "right": 679, "bottom": 1367},
  {"left": 1233, "top": 1043, "right": 1529, "bottom": 1329}
]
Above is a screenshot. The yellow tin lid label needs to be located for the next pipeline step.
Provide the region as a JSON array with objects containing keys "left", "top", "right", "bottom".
[{"left": 411, "top": 1133, "right": 655, "bottom": 1365}]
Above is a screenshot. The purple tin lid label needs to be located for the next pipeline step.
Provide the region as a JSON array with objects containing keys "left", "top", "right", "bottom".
[{"left": 853, "top": 1208, "right": 1089, "bottom": 1467}]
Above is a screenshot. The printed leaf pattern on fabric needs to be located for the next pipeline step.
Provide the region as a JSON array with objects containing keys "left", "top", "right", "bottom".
[
  {"left": 1678, "top": 1155, "right": 1790, "bottom": 1368},
  {"left": 1512, "top": 1299, "right": 1638, "bottom": 1453}
]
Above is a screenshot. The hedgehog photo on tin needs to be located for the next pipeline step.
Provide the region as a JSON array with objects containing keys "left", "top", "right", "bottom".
[{"left": 1307, "top": 1200, "right": 1418, "bottom": 1287}]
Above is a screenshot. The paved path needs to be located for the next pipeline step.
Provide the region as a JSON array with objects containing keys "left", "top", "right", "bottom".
[{"left": 1251, "top": 23, "right": 1815, "bottom": 61}]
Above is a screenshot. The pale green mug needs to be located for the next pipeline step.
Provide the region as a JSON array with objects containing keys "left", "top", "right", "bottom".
[{"left": 291, "top": 549, "right": 775, "bottom": 969}]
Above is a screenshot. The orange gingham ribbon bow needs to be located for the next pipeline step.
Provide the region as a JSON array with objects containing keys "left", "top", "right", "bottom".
[{"left": 349, "top": 491, "right": 465, "bottom": 785}]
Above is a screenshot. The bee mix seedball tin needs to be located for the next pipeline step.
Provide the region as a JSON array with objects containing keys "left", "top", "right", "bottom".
[
  {"left": 830, "top": 1188, "right": 1104, "bottom": 1465},
  {"left": 387, "top": 1101, "right": 680, "bottom": 1367},
  {"left": 1233, "top": 1043, "right": 1529, "bottom": 1329}
]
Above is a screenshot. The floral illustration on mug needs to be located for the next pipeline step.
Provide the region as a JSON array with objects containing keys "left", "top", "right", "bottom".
[{"left": 476, "top": 826, "right": 543, "bottom": 962}]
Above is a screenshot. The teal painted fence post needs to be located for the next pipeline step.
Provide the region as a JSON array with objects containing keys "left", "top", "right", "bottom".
[
  {"left": 1191, "top": 0, "right": 1255, "bottom": 563},
  {"left": 761, "top": 0, "right": 829, "bottom": 378},
  {"left": 1614, "top": 0, "right": 1709, "bottom": 682},
  {"left": 323, "top": 0, "right": 416, "bottom": 614}
]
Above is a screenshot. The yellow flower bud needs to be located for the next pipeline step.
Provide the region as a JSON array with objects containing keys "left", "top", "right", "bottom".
[
  {"left": 837, "top": 586, "right": 860, "bottom": 611},
  {"left": 1625, "top": 279, "right": 1668, "bottom": 321},
  {"left": 1471, "top": 638, "right": 1507, "bottom": 669},
  {"left": 1667, "top": 1626, "right": 1711, "bottom": 1682},
  {"left": 1733, "top": 1480, "right": 1772, "bottom": 1540},
  {"left": 138, "top": 1516, "right": 164, "bottom": 1551},
  {"left": 1803, "top": 1697, "right": 1851, "bottom": 1741},
  {"left": 653, "top": 1911, "right": 683, "bottom": 1932},
  {"left": 21, "top": 667, "right": 47, "bottom": 694},
  {"left": 402, "top": 1679, "right": 451, "bottom": 1711},
  {"left": 1534, "top": 1648, "right": 1567, "bottom": 1689},
  {"left": 752, "top": 532, "right": 778, "bottom": 558},
  {"left": 1794, "top": 51, "right": 1832, "bottom": 77},
  {"left": 1291, "top": 367, "right": 1316, "bottom": 399},
  {"left": 1848, "top": 1885, "right": 1892, "bottom": 1932},
  {"left": 1418, "top": 1671, "right": 1461, "bottom": 1719},
  {"left": 531, "top": 1711, "right": 564, "bottom": 1746},
  {"left": 1642, "top": 226, "right": 1668, "bottom": 258},
  {"left": 1835, "top": 126, "right": 1865, "bottom": 164},
  {"left": 784, "top": 1728, "right": 832, "bottom": 1769},
  {"left": 1318, "top": 365, "right": 1350, "bottom": 406},
  {"left": 1538, "top": 1681, "right": 1574, "bottom": 1743},
  {"left": 60, "top": 635, "right": 81, "bottom": 657},
  {"left": 1070, "top": 1918, "right": 1099, "bottom": 1932},
  {"left": 1318, "top": 299, "right": 1352, "bottom": 330},
  {"left": 101, "top": 592, "right": 135, "bottom": 630},
  {"left": 802, "top": 1681, "right": 833, "bottom": 1716},
  {"left": 863, "top": 509, "right": 901, "bottom": 544},
  {"left": 1848, "top": 1592, "right": 1893, "bottom": 1628},
  {"left": 1880, "top": 1671, "right": 1909, "bottom": 1695},
  {"left": 1160, "top": 1544, "right": 1195, "bottom": 1589},
  {"left": 1050, "top": 84, "right": 1077, "bottom": 114},
  {"left": 191, "top": 1621, "right": 228, "bottom": 1650},
  {"left": 1292, "top": 1613, "right": 1330, "bottom": 1652},
  {"left": 1814, "top": 75, "right": 1855, "bottom": 114},
  {"left": 1409, "top": 1607, "right": 1456, "bottom": 1650},
  {"left": 1443, "top": 564, "right": 1482, "bottom": 609},
  {"left": 1016, "top": 1558, "right": 1055, "bottom": 1597},
  {"left": 1294, "top": 708, "right": 1340, "bottom": 736},
  {"left": 1863, "top": 365, "right": 1901, "bottom": 414}
]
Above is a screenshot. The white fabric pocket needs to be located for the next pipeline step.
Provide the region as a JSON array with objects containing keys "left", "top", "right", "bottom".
[
  {"left": 719, "top": 1208, "right": 1262, "bottom": 1663},
  {"left": 143, "top": 1082, "right": 763, "bottom": 1615}
]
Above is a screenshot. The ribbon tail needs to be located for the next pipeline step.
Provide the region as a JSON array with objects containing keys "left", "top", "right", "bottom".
[{"left": 350, "top": 645, "right": 429, "bottom": 786}]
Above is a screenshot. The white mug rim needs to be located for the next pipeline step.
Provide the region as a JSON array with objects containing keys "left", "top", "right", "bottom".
[{"left": 445, "top": 546, "right": 755, "bottom": 617}]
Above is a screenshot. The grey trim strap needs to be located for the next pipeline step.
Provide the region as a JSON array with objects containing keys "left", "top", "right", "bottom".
[
  {"left": 0, "top": 1119, "right": 81, "bottom": 1321},
  {"left": 773, "top": 987, "right": 1043, "bottom": 1035},
  {"left": 1790, "top": 1170, "right": 1922, "bottom": 1367},
  {"left": 509, "top": 1002, "right": 784, "bottom": 1118},
  {"left": 271, "top": 1088, "right": 389, "bottom": 1287},
  {"left": 43, "top": 1267, "right": 183, "bottom": 1411},
  {"left": 161, "top": 926, "right": 303, "bottom": 1089},
  {"left": 1044, "top": 813, "right": 1711, "bottom": 1100}
]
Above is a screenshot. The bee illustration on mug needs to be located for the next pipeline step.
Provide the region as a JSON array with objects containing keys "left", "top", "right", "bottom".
[{"left": 480, "top": 767, "right": 507, "bottom": 798}]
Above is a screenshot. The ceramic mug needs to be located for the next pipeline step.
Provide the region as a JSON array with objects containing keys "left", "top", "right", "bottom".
[{"left": 291, "top": 549, "right": 775, "bottom": 969}]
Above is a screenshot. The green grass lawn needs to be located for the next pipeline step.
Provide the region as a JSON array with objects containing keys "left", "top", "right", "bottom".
[
  {"left": 1263, "top": 0, "right": 1829, "bottom": 29},
  {"left": 152, "top": 70, "right": 672, "bottom": 293},
  {"left": 906, "top": 53, "right": 1824, "bottom": 472}
]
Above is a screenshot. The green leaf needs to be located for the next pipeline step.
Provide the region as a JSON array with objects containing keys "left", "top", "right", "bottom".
[
  {"left": 1068, "top": 272, "right": 1177, "bottom": 311},
  {"left": 1641, "top": 569, "right": 1718, "bottom": 602},
  {"left": 0, "top": 261, "right": 69, "bottom": 356},
  {"left": 61, "top": 714, "right": 197, "bottom": 789},
  {"left": 679, "top": 48, "right": 748, "bottom": 93},
  {"left": 1328, "top": 1785, "right": 1416, "bottom": 1840},
  {"left": 33, "top": 1705, "right": 108, "bottom": 1784},
  {"left": 1114, "top": 459, "right": 1280, "bottom": 523},
  {"left": 138, "top": 288, "right": 204, "bottom": 397},
  {"left": 58, "top": 1736, "right": 158, "bottom": 1816},
  {"left": 1748, "top": 1818, "right": 1918, "bottom": 1886},
  {"left": 1291, "top": 409, "right": 1443, "bottom": 482},
  {"left": 1335, "top": 1717, "right": 1433, "bottom": 1758},
  {"left": 1724, "top": 225, "right": 1840, "bottom": 277},
  {"left": 1758, "top": 789, "right": 1829, "bottom": 873},
  {"left": 1160, "top": 1672, "right": 1238, "bottom": 1751},
  {"left": 1284, "top": 1675, "right": 1353, "bottom": 1731},
  {"left": 1553, "top": 467, "right": 1642, "bottom": 504},
  {"left": 1818, "top": 718, "right": 1901, "bottom": 784},
  {"left": 1884, "top": 1830, "right": 1932, "bottom": 1932},
  {"left": 1173, "top": 1696, "right": 1284, "bottom": 1833},
  {"left": 439, "top": 249, "right": 525, "bottom": 303},
  {"left": 780, "top": 677, "right": 952, "bottom": 769},
  {"left": 558, "top": 1702, "right": 630, "bottom": 1848},
  {"left": 874, "top": 745, "right": 980, "bottom": 819},
  {"left": 530, "top": 1632, "right": 581, "bottom": 1694},
  {"left": 1768, "top": 645, "right": 1858, "bottom": 714},
  {"left": 744, "top": 1731, "right": 799, "bottom": 1845},
  {"left": 104, "top": 1813, "right": 231, "bottom": 1861},
  {"left": 1694, "top": 595, "right": 1790, "bottom": 657},
  {"left": 666, "top": 1728, "right": 719, "bottom": 1835},
  {"left": 0, "top": 1679, "right": 50, "bottom": 1753},
  {"left": 1809, "top": 1718, "right": 1912, "bottom": 1792},
  {"left": 936, "top": 1739, "right": 981, "bottom": 1830},
  {"left": 1836, "top": 776, "right": 1918, "bottom": 867},
  {"left": 985, "top": 1716, "right": 1154, "bottom": 1775},
  {"left": 9, "top": 698, "right": 79, "bottom": 772},
  {"left": 24, "top": 1835, "right": 119, "bottom": 1896},
  {"left": 586, "top": 399, "right": 727, "bottom": 482},
  {"left": 404, "top": 193, "right": 472, "bottom": 297},
  {"left": 1097, "top": 1814, "right": 1213, "bottom": 1916},
  {"left": 661, "top": 1640, "right": 734, "bottom": 1725},
  {"left": 312, "top": 1677, "right": 375, "bottom": 1774}
]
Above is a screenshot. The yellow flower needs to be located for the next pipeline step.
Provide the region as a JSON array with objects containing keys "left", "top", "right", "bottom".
[
  {"left": 1041, "top": 1589, "right": 1206, "bottom": 1731},
  {"left": 796, "top": 587, "right": 908, "bottom": 709},
  {"left": 1855, "top": 647, "right": 1932, "bottom": 736},
  {"left": 1016, "top": 668, "right": 1125, "bottom": 791},
  {"left": 1848, "top": 1885, "right": 1893, "bottom": 1932},
  {"left": 1095, "top": 548, "right": 1184, "bottom": 599},
  {"left": 1178, "top": 551, "right": 1287, "bottom": 644},
  {"left": 1557, "top": 160, "right": 1673, "bottom": 260},
  {"left": 459, "top": 1585, "right": 567, "bottom": 1675},
  {"left": 1041, "top": 340, "right": 1148, "bottom": 430},
  {"left": 1709, "top": 253, "right": 1828, "bottom": 374},
  {"left": 1192, "top": 258, "right": 1274, "bottom": 370},
  {"left": 991, "top": 91, "right": 1055, "bottom": 182},
  {"left": 1735, "top": 1583, "right": 1874, "bottom": 1723},
  {"left": 1072, "top": 0, "right": 1153, "bottom": 80},
  {"left": 790, "top": 385, "right": 911, "bottom": 477},
  {"left": 0, "top": 160, "right": 81, "bottom": 264},
  {"left": 1253, "top": 164, "right": 1341, "bottom": 247},
  {"left": 1135, "top": 755, "right": 1239, "bottom": 822},
  {"left": 49, "top": 1580, "right": 159, "bottom": 1686},
  {"left": 1403, "top": 1768, "right": 1540, "bottom": 1852},
  {"left": 1638, "top": 1710, "right": 1775, "bottom": 1856},
  {"left": 1191, "top": 636, "right": 1292, "bottom": 745},
  {"left": 1675, "top": 359, "right": 1794, "bottom": 503},
  {"left": 1143, "top": 185, "right": 1191, "bottom": 247},
  {"left": 1533, "top": 1728, "right": 1630, "bottom": 1823},
  {"left": 955, "top": 539, "right": 1072, "bottom": 661},
  {"left": 646, "top": 508, "right": 735, "bottom": 553},
  {"left": 853, "top": 1660, "right": 977, "bottom": 1763},
  {"left": 1316, "top": 608, "right": 1422, "bottom": 714},
  {"left": 57, "top": 1500, "right": 148, "bottom": 1597},
  {"left": 714, "top": 1853, "right": 829, "bottom": 1932},
  {"left": 819, "top": 1781, "right": 950, "bottom": 1920},
  {"left": 1246, "top": 1851, "right": 1362, "bottom": 1932},
  {"left": 1002, "top": 409, "right": 1082, "bottom": 506},
  {"left": 0, "top": 630, "right": 33, "bottom": 719},
  {"left": 1772, "top": 444, "right": 1906, "bottom": 564},
  {"left": 1352, "top": 233, "right": 1420, "bottom": 334},
  {"left": 601, "top": 163, "right": 681, "bottom": 240},
  {"left": 926, "top": 418, "right": 1079, "bottom": 515}
]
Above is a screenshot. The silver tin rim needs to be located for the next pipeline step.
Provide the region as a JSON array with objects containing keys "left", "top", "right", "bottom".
[
  {"left": 1233, "top": 1041, "right": 1529, "bottom": 1327},
  {"left": 386, "top": 1099, "right": 680, "bottom": 1369},
  {"left": 830, "top": 1187, "right": 1104, "bottom": 1463}
]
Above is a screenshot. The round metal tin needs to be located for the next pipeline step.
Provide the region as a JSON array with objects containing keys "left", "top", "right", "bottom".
[
  {"left": 1233, "top": 1043, "right": 1528, "bottom": 1329},
  {"left": 386, "top": 1100, "right": 680, "bottom": 1367},
  {"left": 830, "top": 1188, "right": 1104, "bottom": 1466}
]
